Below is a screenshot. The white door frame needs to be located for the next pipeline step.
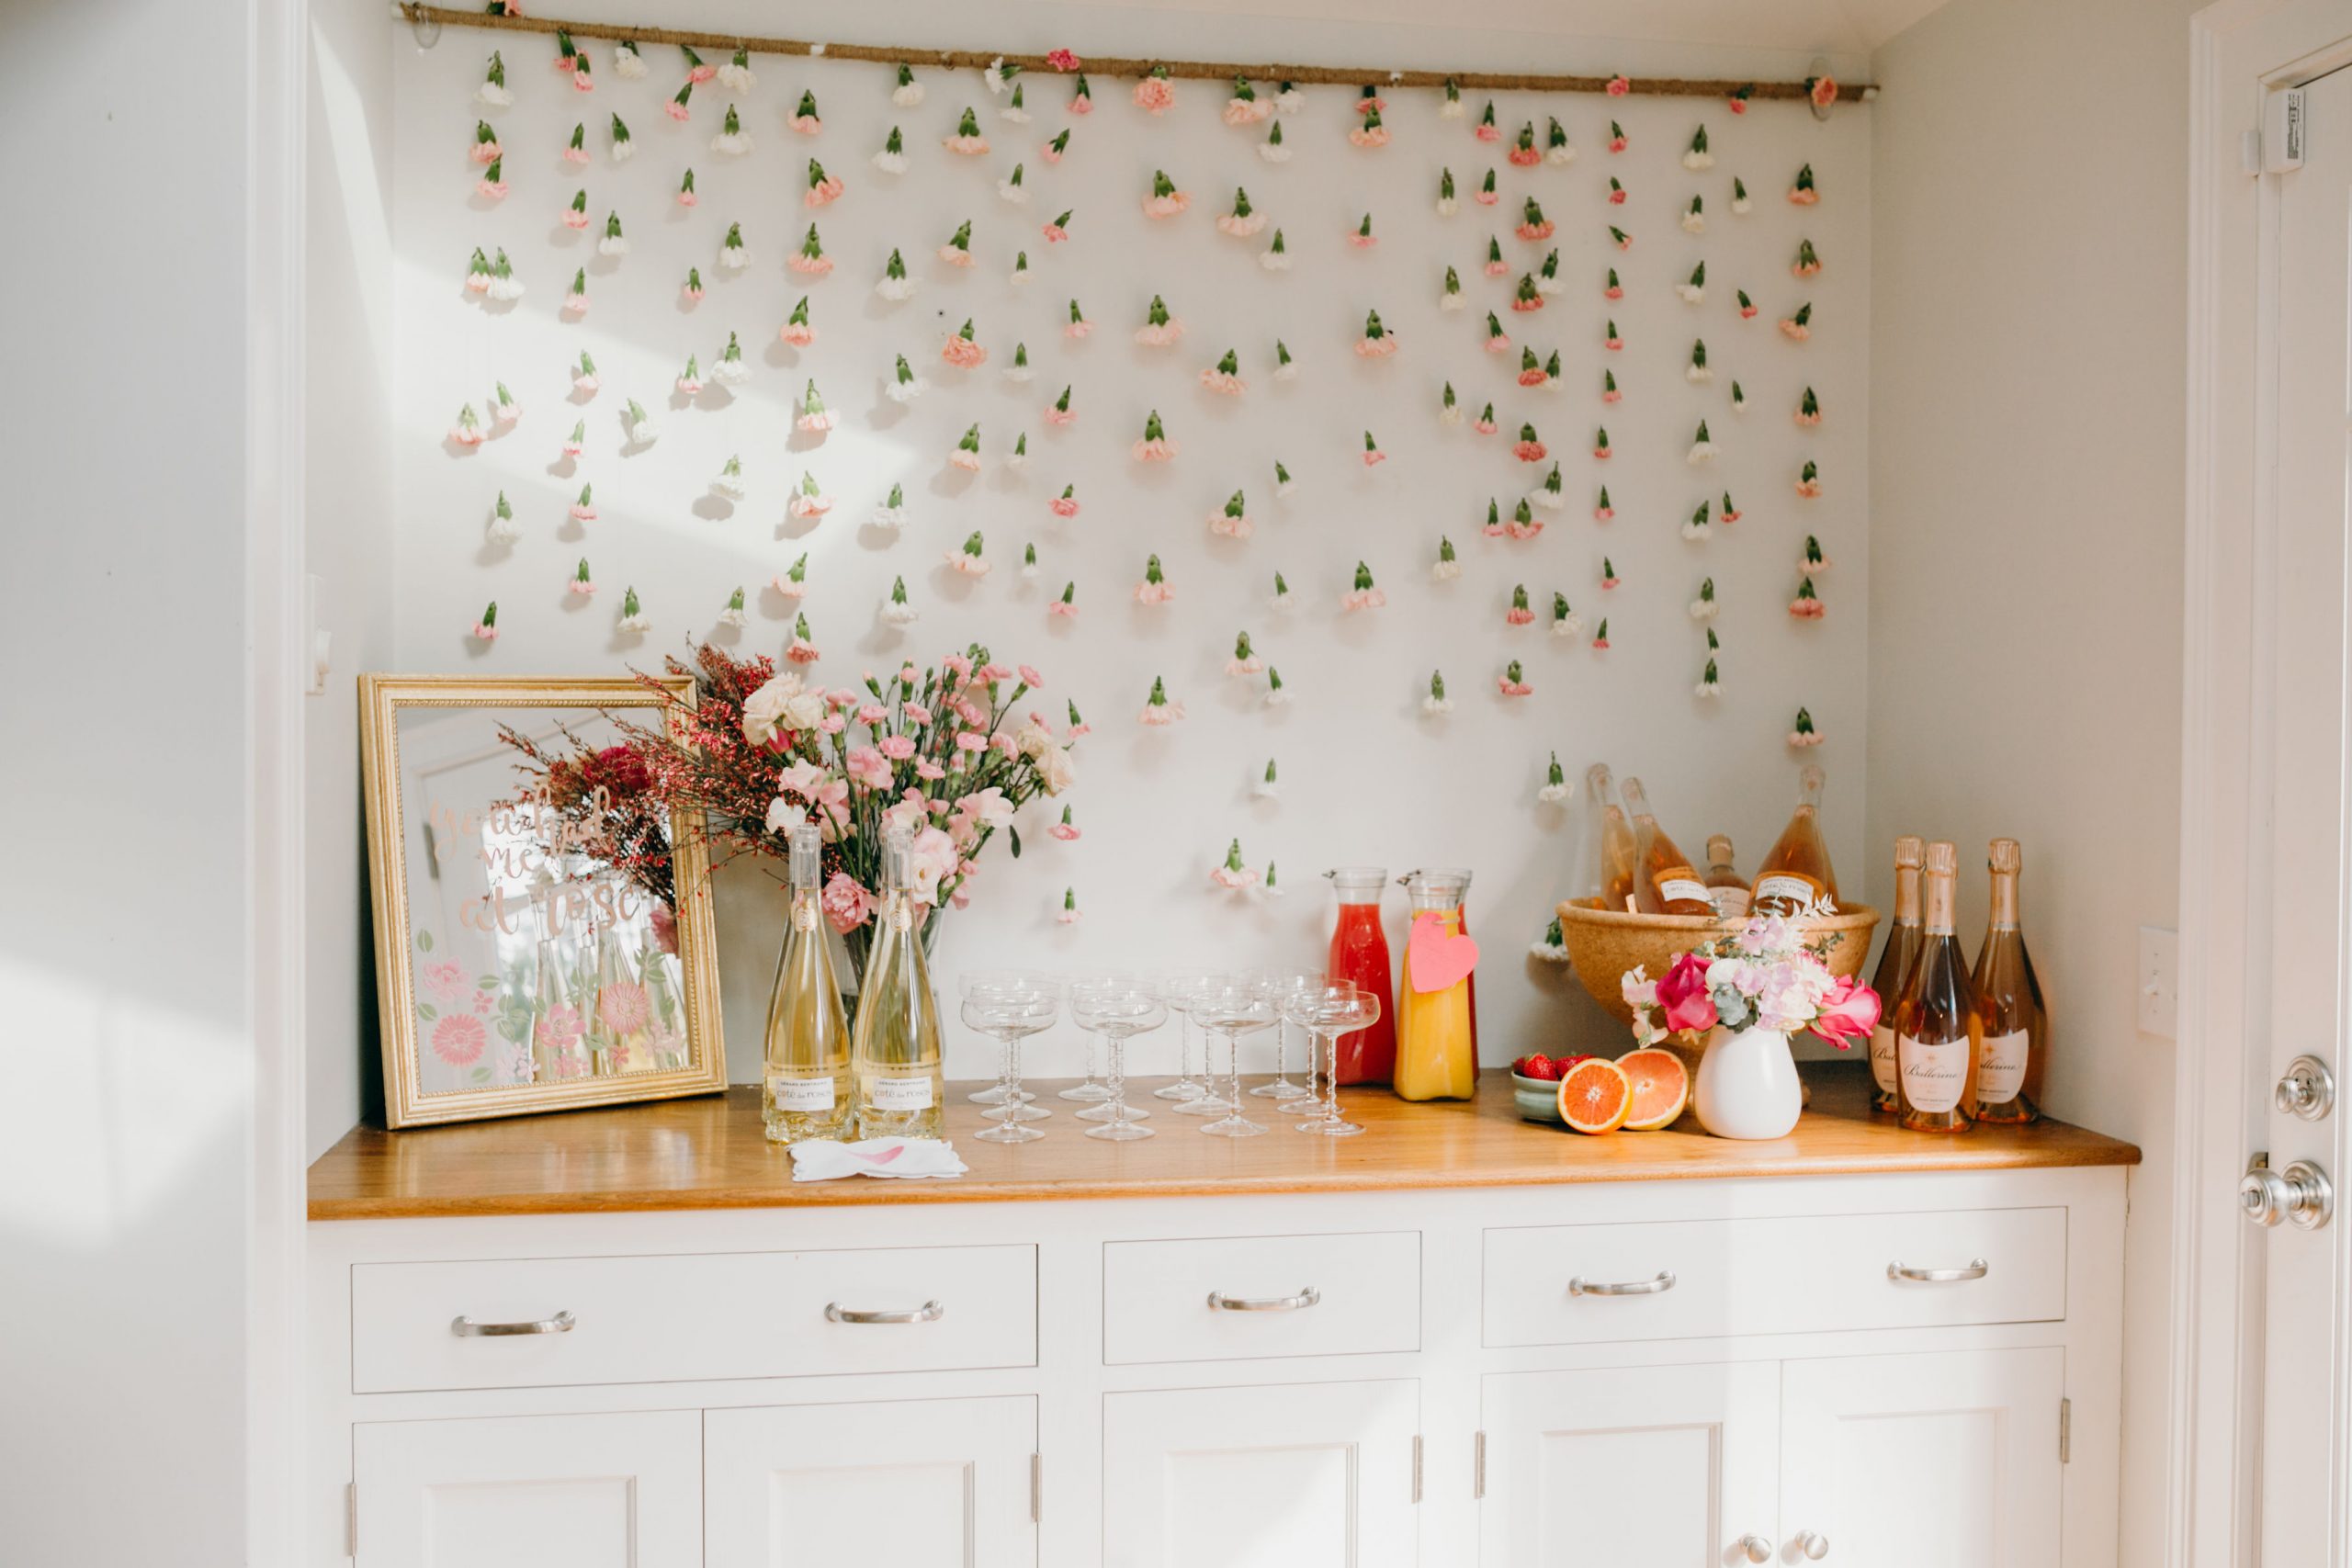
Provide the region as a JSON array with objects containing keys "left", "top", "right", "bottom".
[
  {"left": 245, "top": 0, "right": 309, "bottom": 1563},
  {"left": 2175, "top": 4, "right": 2352, "bottom": 1563}
]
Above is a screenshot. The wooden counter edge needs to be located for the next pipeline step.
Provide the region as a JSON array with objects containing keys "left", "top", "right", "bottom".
[{"left": 307, "top": 1069, "right": 2142, "bottom": 1222}]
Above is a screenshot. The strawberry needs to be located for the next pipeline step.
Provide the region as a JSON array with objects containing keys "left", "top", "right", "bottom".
[{"left": 1517, "top": 1054, "right": 1560, "bottom": 1081}]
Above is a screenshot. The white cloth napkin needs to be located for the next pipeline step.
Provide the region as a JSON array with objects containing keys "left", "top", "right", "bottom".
[{"left": 787, "top": 1137, "right": 970, "bottom": 1182}]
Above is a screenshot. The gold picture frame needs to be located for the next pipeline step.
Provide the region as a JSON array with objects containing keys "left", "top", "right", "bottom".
[{"left": 360, "top": 674, "right": 727, "bottom": 1127}]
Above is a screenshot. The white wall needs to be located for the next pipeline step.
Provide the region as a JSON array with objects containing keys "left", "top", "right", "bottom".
[
  {"left": 374, "top": 3, "right": 1871, "bottom": 1092},
  {"left": 308, "top": 0, "right": 399, "bottom": 1161},
  {"left": 1866, "top": 0, "right": 2196, "bottom": 1554},
  {"left": 0, "top": 2, "right": 255, "bottom": 1562}
]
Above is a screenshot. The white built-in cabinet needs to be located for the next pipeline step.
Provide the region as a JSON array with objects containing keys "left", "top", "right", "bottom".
[{"left": 316, "top": 1168, "right": 2121, "bottom": 1566}]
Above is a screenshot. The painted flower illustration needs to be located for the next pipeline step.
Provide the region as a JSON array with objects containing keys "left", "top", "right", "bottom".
[
  {"left": 429, "top": 1011, "right": 488, "bottom": 1066},
  {"left": 598, "top": 979, "right": 652, "bottom": 1036}
]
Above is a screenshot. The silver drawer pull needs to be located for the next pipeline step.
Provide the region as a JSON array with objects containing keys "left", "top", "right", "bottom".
[
  {"left": 450, "top": 1311, "right": 575, "bottom": 1337},
  {"left": 825, "top": 1299, "right": 944, "bottom": 1325},
  {"left": 1568, "top": 1270, "right": 1676, "bottom": 1298},
  {"left": 1887, "top": 1258, "right": 1989, "bottom": 1283},
  {"left": 1206, "top": 1286, "right": 1322, "bottom": 1313}
]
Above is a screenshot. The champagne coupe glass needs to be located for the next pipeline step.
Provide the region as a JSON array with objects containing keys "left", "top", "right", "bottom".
[
  {"left": 959, "top": 972, "right": 1059, "bottom": 1143},
  {"left": 1298, "top": 982, "right": 1378, "bottom": 1137},
  {"left": 1071, "top": 980, "right": 1168, "bottom": 1140},
  {"left": 1250, "top": 969, "right": 1323, "bottom": 1100},
  {"left": 1272, "top": 977, "right": 1327, "bottom": 1112},
  {"left": 1072, "top": 969, "right": 1153, "bottom": 1119},
  {"left": 1192, "top": 980, "right": 1275, "bottom": 1137},
  {"left": 1155, "top": 968, "right": 1220, "bottom": 1108}
]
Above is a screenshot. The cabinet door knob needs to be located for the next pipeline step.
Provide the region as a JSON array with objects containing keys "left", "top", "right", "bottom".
[
  {"left": 1794, "top": 1530, "right": 1830, "bottom": 1560},
  {"left": 825, "top": 1299, "right": 944, "bottom": 1324},
  {"left": 1567, "top": 1269, "right": 1676, "bottom": 1297},
  {"left": 1206, "top": 1286, "right": 1321, "bottom": 1312},
  {"left": 2241, "top": 1157, "right": 2334, "bottom": 1230},
  {"left": 449, "top": 1310, "right": 575, "bottom": 1337},
  {"left": 2275, "top": 1056, "right": 2336, "bottom": 1121},
  {"left": 1886, "top": 1258, "right": 1988, "bottom": 1283},
  {"left": 1737, "top": 1533, "right": 1772, "bottom": 1563}
]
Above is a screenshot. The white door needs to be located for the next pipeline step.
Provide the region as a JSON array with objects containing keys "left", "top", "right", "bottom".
[
  {"left": 1775, "top": 1348, "right": 2062, "bottom": 1568},
  {"left": 1102, "top": 1379, "right": 1419, "bottom": 1568},
  {"left": 352, "top": 1410, "right": 700, "bottom": 1567},
  {"left": 2257, "top": 61, "right": 2352, "bottom": 1566},
  {"left": 1479, "top": 1361, "right": 1780, "bottom": 1566},
  {"left": 704, "top": 1394, "right": 1037, "bottom": 1567}
]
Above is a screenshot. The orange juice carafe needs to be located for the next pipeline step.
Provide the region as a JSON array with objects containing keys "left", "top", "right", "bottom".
[{"left": 1394, "top": 870, "right": 1477, "bottom": 1102}]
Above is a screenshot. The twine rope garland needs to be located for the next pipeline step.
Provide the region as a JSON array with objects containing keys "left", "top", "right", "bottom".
[{"left": 395, "top": 4, "right": 1872, "bottom": 103}]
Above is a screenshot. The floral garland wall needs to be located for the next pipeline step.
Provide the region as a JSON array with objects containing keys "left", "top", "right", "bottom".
[{"left": 393, "top": 37, "right": 1870, "bottom": 1078}]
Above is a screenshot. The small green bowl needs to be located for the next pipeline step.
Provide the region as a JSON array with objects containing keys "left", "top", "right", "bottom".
[{"left": 1511, "top": 1071, "right": 1566, "bottom": 1125}]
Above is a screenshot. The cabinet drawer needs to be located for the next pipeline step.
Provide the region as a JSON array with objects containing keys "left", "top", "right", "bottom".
[
  {"left": 1483, "top": 1207, "right": 2065, "bottom": 1348},
  {"left": 1102, "top": 1231, "right": 1420, "bottom": 1365},
  {"left": 351, "top": 1245, "right": 1035, "bottom": 1393}
]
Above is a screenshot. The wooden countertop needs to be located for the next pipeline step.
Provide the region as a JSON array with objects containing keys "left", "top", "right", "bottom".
[{"left": 307, "top": 1065, "right": 2139, "bottom": 1221}]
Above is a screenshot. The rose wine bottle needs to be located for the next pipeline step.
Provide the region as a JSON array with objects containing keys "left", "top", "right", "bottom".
[
  {"left": 1620, "top": 776, "right": 1715, "bottom": 916},
  {"left": 1866, "top": 836, "right": 1924, "bottom": 1113},
  {"left": 850, "top": 829, "right": 946, "bottom": 1139},
  {"left": 1586, "top": 764, "right": 1639, "bottom": 912},
  {"left": 1703, "top": 835, "right": 1750, "bottom": 919},
  {"left": 1894, "top": 840, "right": 1982, "bottom": 1133},
  {"left": 1748, "top": 764, "right": 1840, "bottom": 916},
  {"left": 764, "top": 822, "right": 854, "bottom": 1144},
  {"left": 1971, "top": 839, "right": 2045, "bottom": 1123}
]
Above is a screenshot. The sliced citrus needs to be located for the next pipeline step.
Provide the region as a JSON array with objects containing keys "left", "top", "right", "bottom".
[
  {"left": 1615, "top": 1047, "right": 1690, "bottom": 1131},
  {"left": 1556, "top": 1057, "right": 1633, "bottom": 1134}
]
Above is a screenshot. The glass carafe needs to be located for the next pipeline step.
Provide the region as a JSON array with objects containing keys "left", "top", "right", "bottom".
[
  {"left": 1393, "top": 869, "right": 1476, "bottom": 1102},
  {"left": 763, "top": 823, "right": 854, "bottom": 1144},
  {"left": 1323, "top": 868, "right": 1397, "bottom": 1085}
]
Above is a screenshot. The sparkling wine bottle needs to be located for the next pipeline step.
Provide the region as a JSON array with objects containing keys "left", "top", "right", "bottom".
[
  {"left": 1748, "top": 764, "right": 1840, "bottom": 916},
  {"left": 1866, "top": 836, "right": 1924, "bottom": 1113},
  {"left": 850, "top": 829, "right": 946, "bottom": 1139},
  {"left": 1703, "top": 835, "right": 1751, "bottom": 919},
  {"left": 1970, "top": 839, "right": 2046, "bottom": 1123},
  {"left": 1586, "top": 763, "right": 1639, "bottom": 912},
  {"left": 1620, "top": 776, "right": 1714, "bottom": 916},
  {"left": 764, "top": 823, "right": 854, "bottom": 1144},
  {"left": 1894, "top": 840, "right": 1982, "bottom": 1133}
]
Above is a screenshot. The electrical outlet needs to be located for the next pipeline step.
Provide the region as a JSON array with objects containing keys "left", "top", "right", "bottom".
[{"left": 2138, "top": 926, "right": 2178, "bottom": 1038}]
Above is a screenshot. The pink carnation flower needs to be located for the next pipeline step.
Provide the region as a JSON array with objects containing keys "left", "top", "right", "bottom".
[
  {"left": 805, "top": 176, "right": 844, "bottom": 208},
  {"left": 941, "top": 336, "right": 988, "bottom": 368},
  {"left": 1199, "top": 367, "right": 1245, "bottom": 394},
  {"left": 1042, "top": 220, "right": 1069, "bottom": 242},
  {"left": 1348, "top": 124, "right": 1390, "bottom": 148},
  {"left": 789, "top": 114, "right": 823, "bottom": 135},
  {"left": 779, "top": 321, "right": 816, "bottom": 346},
  {"left": 821, "top": 872, "right": 873, "bottom": 933},
  {"left": 1341, "top": 588, "right": 1387, "bottom": 612},
  {"left": 1354, "top": 336, "right": 1399, "bottom": 359},
  {"left": 1049, "top": 494, "right": 1080, "bottom": 518},
  {"left": 786, "top": 253, "right": 835, "bottom": 276},
  {"left": 1498, "top": 674, "right": 1533, "bottom": 696},
  {"left": 1133, "top": 76, "right": 1177, "bottom": 113},
  {"left": 1516, "top": 219, "right": 1555, "bottom": 241},
  {"left": 1514, "top": 438, "right": 1547, "bottom": 462},
  {"left": 1132, "top": 437, "right": 1177, "bottom": 462},
  {"left": 1141, "top": 191, "right": 1190, "bottom": 219}
]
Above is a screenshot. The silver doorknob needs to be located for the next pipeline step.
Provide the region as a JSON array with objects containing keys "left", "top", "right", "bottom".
[
  {"left": 1737, "top": 1534, "right": 1772, "bottom": 1563},
  {"left": 2276, "top": 1056, "right": 2336, "bottom": 1121},
  {"left": 2241, "top": 1156, "right": 2334, "bottom": 1230},
  {"left": 1794, "top": 1530, "right": 1830, "bottom": 1560}
]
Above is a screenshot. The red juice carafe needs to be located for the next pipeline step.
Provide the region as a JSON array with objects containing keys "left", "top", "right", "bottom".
[{"left": 1324, "top": 867, "right": 1397, "bottom": 1084}]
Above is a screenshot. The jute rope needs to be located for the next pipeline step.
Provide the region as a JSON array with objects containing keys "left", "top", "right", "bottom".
[{"left": 396, "top": 4, "right": 1871, "bottom": 104}]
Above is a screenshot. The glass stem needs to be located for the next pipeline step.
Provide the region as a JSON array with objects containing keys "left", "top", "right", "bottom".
[
  {"left": 1324, "top": 1033, "right": 1341, "bottom": 1125},
  {"left": 1105, "top": 1035, "right": 1126, "bottom": 1115}
]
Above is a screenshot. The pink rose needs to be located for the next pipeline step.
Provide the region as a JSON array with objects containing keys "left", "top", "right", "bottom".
[
  {"left": 820, "top": 872, "right": 874, "bottom": 933},
  {"left": 1810, "top": 975, "right": 1881, "bottom": 1047},
  {"left": 1657, "top": 952, "right": 1720, "bottom": 1034},
  {"left": 649, "top": 903, "right": 678, "bottom": 955}
]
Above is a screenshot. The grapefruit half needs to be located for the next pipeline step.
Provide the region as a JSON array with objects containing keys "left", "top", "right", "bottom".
[
  {"left": 1615, "top": 1047, "right": 1690, "bottom": 1131},
  {"left": 1556, "top": 1057, "right": 1633, "bottom": 1134}
]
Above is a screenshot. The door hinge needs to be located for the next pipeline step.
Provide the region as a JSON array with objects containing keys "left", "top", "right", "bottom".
[
  {"left": 1473, "top": 1430, "right": 1487, "bottom": 1500},
  {"left": 2059, "top": 1398, "right": 2072, "bottom": 1463},
  {"left": 345, "top": 1481, "right": 358, "bottom": 1557},
  {"left": 1030, "top": 1451, "right": 1042, "bottom": 1523},
  {"left": 1411, "top": 1435, "right": 1423, "bottom": 1504}
]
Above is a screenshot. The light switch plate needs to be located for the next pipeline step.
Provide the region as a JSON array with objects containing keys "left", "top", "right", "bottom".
[{"left": 2139, "top": 926, "right": 2178, "bottom": 1038}]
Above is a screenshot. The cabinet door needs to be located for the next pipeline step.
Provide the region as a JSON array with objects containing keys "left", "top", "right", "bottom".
[
  {"left": 1777, "top": 1348, "right": 2064, "bottom": 1568},
  {"left": 704, "top": 1394, "right": 1036, "bottom": 1567},
  {"left": 1102, "top": 1379, "right": 1419, "bottom": 1568},
  {"left": 1479, "top": 1362, "right": 1780, "bottom": 1566},
  {"left": 353, "top": 1410, "right": 699, "bottom": 1568}
]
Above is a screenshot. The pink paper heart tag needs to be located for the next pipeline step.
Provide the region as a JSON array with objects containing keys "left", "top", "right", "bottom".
[{"left": 1407, "top": 911, "right": 1479, "bottom": 993}]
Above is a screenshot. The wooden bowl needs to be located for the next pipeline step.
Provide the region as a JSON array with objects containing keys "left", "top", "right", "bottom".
[{"left": 1553, "top": 898, "right": 1882, "bottom": 1027}]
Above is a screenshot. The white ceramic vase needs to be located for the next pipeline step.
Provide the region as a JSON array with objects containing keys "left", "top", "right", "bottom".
[{"left": 1692, "top": 1023, "right": 1804, "bottom": 1140}]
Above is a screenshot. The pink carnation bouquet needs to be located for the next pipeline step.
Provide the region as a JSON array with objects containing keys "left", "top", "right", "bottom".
[{"left": 1621, "top": 912, "right": 1880, "bottom": 1050}]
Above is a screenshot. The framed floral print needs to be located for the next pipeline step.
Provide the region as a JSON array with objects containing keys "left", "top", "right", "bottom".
[{"left": 359, "top": 674, "right": 727, "bottom": 1127}]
